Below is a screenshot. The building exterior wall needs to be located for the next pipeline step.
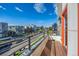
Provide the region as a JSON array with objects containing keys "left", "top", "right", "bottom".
[
  {"left": 57, "top": 3, "right": 62, "bottom": 16},
  {"left": 78, "top": 3, "right": 79, "bottom": 56},
  {"left": 0, "top": 22, "right": 8, "bottom": 38},
  {"left": 61, "top": 4, "right": 66, "bottom": 46},
  {"left": 8, "top": 26, "right": 25, "bottom": 35},
  {"left": 68, "top": 3, "right": 78, "bottom": 56},
  {"left": 61, "top": 3, "right": 79, "bottom": 56}
]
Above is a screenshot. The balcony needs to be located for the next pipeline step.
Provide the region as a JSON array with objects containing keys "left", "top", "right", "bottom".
[{"left": 31, "top": 36, "right": 67, "bottom": 56}]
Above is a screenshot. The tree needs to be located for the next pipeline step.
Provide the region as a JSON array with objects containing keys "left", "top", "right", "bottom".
[
  {"left": 8, "top": 30, "right": 16, "bottom": 37},
  {"left": 24, "top": 26, "right": 34, "bottom": 34}
]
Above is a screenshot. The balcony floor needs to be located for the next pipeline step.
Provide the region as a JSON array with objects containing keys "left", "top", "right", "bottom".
[{"left": 31, "top": 37, "right": 67, "bottom": 56}]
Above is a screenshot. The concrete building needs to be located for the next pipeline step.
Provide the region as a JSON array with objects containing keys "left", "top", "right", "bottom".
[
  {"left": 52, "top": 23, "right": 57, "bottom": 34},
  {"left": 0, "top": 22, "right": 8, "bottom": 38},
  {"left": 8, "top": 26, "right": 25, "bottom": 35},
  {"left": 57, "top": 17, "right": 62, "bottom": 35}
]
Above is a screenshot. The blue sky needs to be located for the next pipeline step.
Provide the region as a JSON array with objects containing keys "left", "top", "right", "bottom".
[{"left": 0, "top": 3, "right": 58, "bottom": 27}]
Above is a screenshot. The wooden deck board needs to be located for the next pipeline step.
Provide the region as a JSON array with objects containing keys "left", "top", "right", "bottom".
[
  {"left": 31, "top": 38, "right": 66, "bottom": 56},
  {"left": 31, "top": 37, "right": 48, "bottom": 56},
  {"left": 41, "top": 40, "right": 52, "bottom": 56},
  {"left": 51, "top": 41, "right": 55, "bottom": 56},
  {"left": 41, "top": 46, "right": 50, "bottom": 56},
  {"left": 55, "top": 41, "right": 66, "bottom": 56}
]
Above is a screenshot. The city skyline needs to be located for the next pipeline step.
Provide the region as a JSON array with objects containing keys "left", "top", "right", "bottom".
[{"left": 0, "top": 3, "right": 58, "bottom": 27}]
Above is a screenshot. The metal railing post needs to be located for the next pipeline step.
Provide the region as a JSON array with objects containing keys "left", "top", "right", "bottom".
[{"left": 28, "top": 36, "right": 31, "bottom": 50}]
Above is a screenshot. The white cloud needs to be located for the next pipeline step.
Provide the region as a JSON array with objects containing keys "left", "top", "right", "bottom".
[
  {"left": 15, "top": 7, "right": 23, "bottom": 12},
  {"left": 34, "top": 3, "right": 46, "bottom": 13},
  {"left": 53, "top": 4, "right": 58, "bottom": 15},
  {"left": 0, "top": 5, "right": 6, "bottom": 10}
]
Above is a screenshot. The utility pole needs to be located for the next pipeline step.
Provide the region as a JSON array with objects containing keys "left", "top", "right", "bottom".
[{"left": 28, "top": 36, "right": 31, "bottom": 50}]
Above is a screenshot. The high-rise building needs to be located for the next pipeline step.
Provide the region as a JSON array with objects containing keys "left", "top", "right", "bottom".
[
  {"left": 0, "top": 22, "right": 8, "bottom": 37},
  {"left": 52, "top": 23, "right": 57, "bottom": 34},
  {"left": 57, "top": 17, "right": 61, "bottom": 35}
]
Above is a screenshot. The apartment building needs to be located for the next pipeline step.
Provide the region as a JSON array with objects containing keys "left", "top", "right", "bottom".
[{"left": 0, "top": 22, "right": 8, "bottom": 38}]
